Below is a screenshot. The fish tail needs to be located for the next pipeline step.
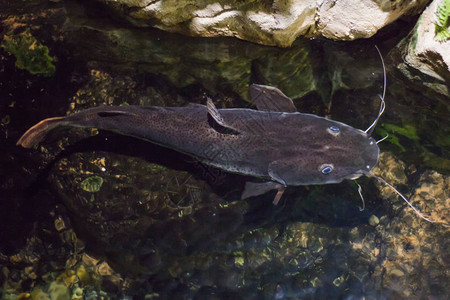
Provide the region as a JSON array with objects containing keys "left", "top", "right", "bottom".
[{"left": 16, "top": 116, "right": 66, "bottom": 148}]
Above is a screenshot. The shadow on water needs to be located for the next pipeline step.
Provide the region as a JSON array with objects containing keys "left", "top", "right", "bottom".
[
  {"left": 0, "top": 42, "right": 87, "bottom": 256},
  {"left": 34, "top": 131, "right": 248, "bottom": 199},
  {"left": 27, "top": 129, "right": 379, "bottom": 226}
]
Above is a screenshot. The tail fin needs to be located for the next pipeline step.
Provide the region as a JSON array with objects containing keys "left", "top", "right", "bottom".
[{"left": 17, "top": 116, "right": 65, "bottom": 148}]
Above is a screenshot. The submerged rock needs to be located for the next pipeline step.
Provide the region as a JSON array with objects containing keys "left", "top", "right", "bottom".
[
  {"left": 368, "top": 214, "right": 380, "bottom": 226},
  {"left": 48, "top": 282, "right": 70, "bottom": 300},
  {"left": 62, "top": 11, "right": 321, "bottom": 101},
  {"left": 375, "top": 169, "right": 450, "bottom": 298}
]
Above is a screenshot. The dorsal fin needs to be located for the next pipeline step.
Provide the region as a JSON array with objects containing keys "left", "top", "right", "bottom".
[
  {"left": 249, "top": 84, "right": 297, "bottom": 113},
  {"left": 206, "top": 98, "right": 240, "bottom": 135},
  {"left": 186, "top": 103, "right": 204, "bottom": 108}
]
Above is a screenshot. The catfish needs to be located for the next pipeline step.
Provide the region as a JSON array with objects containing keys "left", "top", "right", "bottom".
[{"left": 17, "top": 52, "right": 437, "bottom": 223}]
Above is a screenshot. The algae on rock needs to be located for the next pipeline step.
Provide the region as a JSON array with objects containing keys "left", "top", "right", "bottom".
[
  {"left": 80, "top": 176, "right": 104, "bottom": 193},
  {"left": 1, "top": 29, "right": 56, "bottom": 76}
]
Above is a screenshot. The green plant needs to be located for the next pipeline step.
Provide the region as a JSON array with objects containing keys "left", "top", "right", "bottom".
[
  {"left": 435, "top": 0, "right": 450, "bottom": 42},
  {"left": 1, "top": 29, "right": 56, "bottom": 76}
]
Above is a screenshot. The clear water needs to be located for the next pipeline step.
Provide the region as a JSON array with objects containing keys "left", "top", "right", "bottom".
[{"left": 0, "top": 1, "right": 449, "bottom": 299}]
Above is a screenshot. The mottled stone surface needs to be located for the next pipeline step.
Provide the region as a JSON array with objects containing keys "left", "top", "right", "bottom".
[
  {"left": 394, "top": 0, "right": 450, "bottom": 97},
  {"left": 93, "top": 0, "right": 429, "bottom": 46}
]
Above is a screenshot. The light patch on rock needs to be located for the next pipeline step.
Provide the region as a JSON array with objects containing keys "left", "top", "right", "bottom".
[
  {"left": 316, "top": 0, "right": 423, "bottom": 40},
  {"left": 194, "top": 3, "right": 225, "bottom": 18},
  {"left": 190, "top": 10, "right": 241, "bottom": 34},
  {"left": 247, "top": 1, "right": 315, "bottom": 32},
  {"left": 95, "top": 0, "right": 429, "bottom": 46}
]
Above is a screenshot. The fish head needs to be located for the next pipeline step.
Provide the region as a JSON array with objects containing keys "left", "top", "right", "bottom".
[
  {"left": 282, "top": 118, "right": 380, "bottom": 186},
  {"left": 318, "top": 125, "right": 379, "bottom": 183}
]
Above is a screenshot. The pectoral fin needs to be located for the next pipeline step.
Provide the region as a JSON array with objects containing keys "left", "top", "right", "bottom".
[
  {"left": 241, "top": 181, "right": 286, "bottom": 205},
  {"left": 206, "top": 98, "right": 240, "bottom": 135},
  {"left": 250, "top": 84, "right": 297, "bottom": 113}
]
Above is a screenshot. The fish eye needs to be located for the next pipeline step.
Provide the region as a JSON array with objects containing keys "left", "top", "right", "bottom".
[
  {"left": 320, "top": 164, "right": 334, "bottom": 175},
  {"left": 327, "top": 126, "right": 340, "bottom": 136},
  {"left": 329, "top": 126, "right": 339, "bottom": 132}
]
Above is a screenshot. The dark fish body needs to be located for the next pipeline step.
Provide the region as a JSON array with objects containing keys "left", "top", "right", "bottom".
[
  {"left": 19, "top": 58, "right": 438, "bottom": 222},
  {"left": 17, "top": 84, "right": 380, "bottom": 202}
]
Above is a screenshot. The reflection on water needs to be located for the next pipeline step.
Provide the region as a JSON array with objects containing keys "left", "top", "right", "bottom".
[{"left": 0, "top": 1, "right": 449, "bottom": 299}]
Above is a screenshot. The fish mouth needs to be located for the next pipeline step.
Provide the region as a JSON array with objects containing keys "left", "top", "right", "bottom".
[{"left": 348, "top": 172, "right": 364, "bottom": 180}]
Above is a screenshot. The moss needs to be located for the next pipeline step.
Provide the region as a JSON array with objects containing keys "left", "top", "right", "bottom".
[
  {"left": 422, "top": 150, "right": 450, "bottom": 172},
  {"left": 382, "top": 123, "right": 419, "bottom": 140},
  {"left": 80, "top": 176, "right": 103, "bottom": 192},
  {"left": 375, "top": 127, "right": 405, "bottom": 151},
  {"left": 410, "top": 16, "right": 421, "bottom": 50},
  {"left": 1, "top": 115, "right": 10, "bottom": 126},
  {"left": 435, "top": 0, "right": 450, "bottom": 42},
  {"left": 1, "top": 29, "right": 56, "bottom": 76},
  {"left": 375, "top": 123, "right": 419, "bottom": 151}
]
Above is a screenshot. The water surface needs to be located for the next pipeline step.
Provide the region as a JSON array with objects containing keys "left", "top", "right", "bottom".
[{"left": 0, "top": 2, "right": 449, "bottom": 299}]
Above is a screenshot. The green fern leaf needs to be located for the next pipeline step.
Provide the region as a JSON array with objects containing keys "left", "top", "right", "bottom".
[
  {"left": 436, "top": 4, "right": 449, "bottom": 26},
  {"left": 435, "top": 0, "right": 450, "bottom": 42}
]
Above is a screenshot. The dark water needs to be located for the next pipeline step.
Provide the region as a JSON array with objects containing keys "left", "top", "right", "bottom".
[{"left": 0, "top": 1, "right": 449, "bottom": 299}]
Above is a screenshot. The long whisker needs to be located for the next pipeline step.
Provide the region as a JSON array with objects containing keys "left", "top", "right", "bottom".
[
  {"left": 355, "top": 181, "right": 366, "bottom": 211},
  {"left": 375, "top": 45, "right": 386, "bottom": 109},
  {"left": 364, "top": 94, "right": 385, "bottom": 137},
  {"left": 365, "top": 45, "right": 387, "bottom": 136},
  {"left": 367, "top": 173, "right": 436, "bottom": 223},
  {"left": 376, "top": 133, "right": 389, "bottom": 144}
]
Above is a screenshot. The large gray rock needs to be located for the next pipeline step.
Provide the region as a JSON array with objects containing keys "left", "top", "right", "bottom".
[
  {"left": 395, "top": 0, "right": 450, "bottom": 97},
  {"left": 98, "top": 0, "right": 429, "bottom": 46}
]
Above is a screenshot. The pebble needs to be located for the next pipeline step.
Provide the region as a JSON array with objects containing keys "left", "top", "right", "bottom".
[{"left": 369, "top": 215, "right": 380, "bottom": 226}]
